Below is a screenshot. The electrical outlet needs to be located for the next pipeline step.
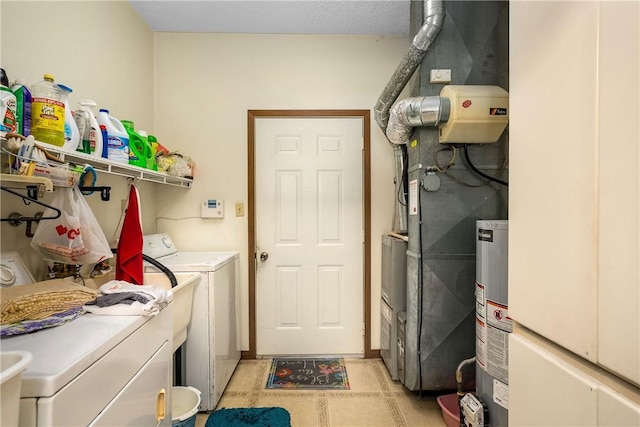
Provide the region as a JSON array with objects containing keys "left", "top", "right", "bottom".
[{"left": 235, "top": 202, "right": 244, "bottom": 217}]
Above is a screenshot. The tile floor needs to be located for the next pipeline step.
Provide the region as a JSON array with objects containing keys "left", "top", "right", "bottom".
[{"left": 195, "top": 358, "right": 448, "bottom": 427}]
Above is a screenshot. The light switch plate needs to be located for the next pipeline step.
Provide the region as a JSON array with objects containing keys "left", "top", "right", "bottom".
[{"left": 235, "top": 202, "right": 244, "bottom": 217}]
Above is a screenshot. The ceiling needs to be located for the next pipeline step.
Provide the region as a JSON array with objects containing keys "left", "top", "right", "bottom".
[{"left": 128, "top": 0, "right": 411, "bottom": 35}]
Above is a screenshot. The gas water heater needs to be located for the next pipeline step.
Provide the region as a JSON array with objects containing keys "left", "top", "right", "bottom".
[{"left": 473, "top": 220, "right": 510, "bottom": 426}]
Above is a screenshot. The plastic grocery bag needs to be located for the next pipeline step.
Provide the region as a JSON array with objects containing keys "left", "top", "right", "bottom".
[{"left": 30, "top": 187, "right": 113, "bottom": 265}]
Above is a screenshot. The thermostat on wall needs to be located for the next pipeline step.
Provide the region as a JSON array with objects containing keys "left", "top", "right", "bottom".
[{"left": 201, "top": 199, "right": 224, "bottom": 218}]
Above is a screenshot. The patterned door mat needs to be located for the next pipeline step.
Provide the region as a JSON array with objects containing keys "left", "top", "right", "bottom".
[{"left": 265, "top": 358, "right": 350, "bottom": 389}]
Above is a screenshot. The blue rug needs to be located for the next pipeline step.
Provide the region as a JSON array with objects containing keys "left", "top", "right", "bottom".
[
  {"left": 266, "top": 358, "right": 349, "bottom": 389},
  {"left": 205, "top": 407, "right": 290, "bottom": 427}
]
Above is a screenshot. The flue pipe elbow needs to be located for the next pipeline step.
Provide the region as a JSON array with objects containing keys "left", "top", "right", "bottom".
[{"left": 386, "top": 96, "right": 450, "bottom": 145}]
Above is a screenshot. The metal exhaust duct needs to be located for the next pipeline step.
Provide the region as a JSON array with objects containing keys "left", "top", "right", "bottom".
[
  {"left": 374, "top": 0, "right": 444, "bottom": 233},
  {"left": 374, "top": 0, "right": 444, "bottom": 133},
  {"left": 386, "top": 95, "right": 450, "bottom": 146}
]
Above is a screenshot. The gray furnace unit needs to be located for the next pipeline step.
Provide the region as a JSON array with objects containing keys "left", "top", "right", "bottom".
[{"left": 380, "top": 234, "right": 407, "bottom": 380}]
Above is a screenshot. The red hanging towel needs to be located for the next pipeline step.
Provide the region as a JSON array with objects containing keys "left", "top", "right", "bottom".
[{"left": 115, "top": 184, "right": 144, "bottom": 285}]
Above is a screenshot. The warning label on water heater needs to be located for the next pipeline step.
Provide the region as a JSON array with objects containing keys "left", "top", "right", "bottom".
[{"left": 487, "top": 300, "right": 512, "bottom": 333}]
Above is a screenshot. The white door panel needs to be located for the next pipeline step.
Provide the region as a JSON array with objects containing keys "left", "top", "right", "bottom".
[{"left": 256, "top": 117, "right": 363, "bottom": 356}]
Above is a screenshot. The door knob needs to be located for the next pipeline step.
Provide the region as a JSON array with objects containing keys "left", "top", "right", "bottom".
[{"left": 260, "top": 252, "right": 269, "bottom": 262}]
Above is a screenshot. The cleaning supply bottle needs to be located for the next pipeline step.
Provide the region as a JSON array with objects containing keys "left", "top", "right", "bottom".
[
  {"left": 57, "top": 84, "right": 80, "bottom": 152},
  {"left": 147, "top": 134, "right": 158, "bottom": 171},
  {"left": 97, "top": 109, "right": 129, "bottom": 164},
  {"left": 30, "top": 74, "right": 65, "bottom": 146},
  {"left": 137, "top": 130, "right": 151, "bottom": 169},
  {"left": 0, "top": 85, "right": 17, "bottom": 134},
  {"left": 73, "top": 109, "right": 88, "bottom": 153},
  {"left": 11, "top": 78, "right": 31, "bottom": 137},
  {"left": 99, "top": 123, "right": 108, "bottom": 158},
  {"left": 75, "top": 99, "right": 103, "bottom": 156},
  {"left": 121, "top": 120, "right": 148, "bottom": 168}
]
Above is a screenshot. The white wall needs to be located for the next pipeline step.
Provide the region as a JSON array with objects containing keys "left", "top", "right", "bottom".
[
  {"left": 153, "top": 33, "right": 408, "bottom": 350},
  {"left": 1, "top": 1, "right": 157, "bottom": 279}
]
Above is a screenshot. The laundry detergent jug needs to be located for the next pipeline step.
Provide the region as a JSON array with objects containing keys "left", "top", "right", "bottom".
[
  {"left": 97, "top": 109, "right": 129, "bottom": 164},
  {"left": 121, "top": 120, "right": 149, "bottom": 168},
  {"left": 147, "top": 134, "right": 159, "bottom": 171}
]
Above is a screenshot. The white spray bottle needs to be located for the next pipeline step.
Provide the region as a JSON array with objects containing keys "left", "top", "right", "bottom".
[{"left": 76, "top": 99, "right": 103, "bottom": 157}]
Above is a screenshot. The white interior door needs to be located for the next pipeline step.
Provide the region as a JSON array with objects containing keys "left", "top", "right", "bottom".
[{"left": 255, "top": 117, "right": 364, "bottom": 356}]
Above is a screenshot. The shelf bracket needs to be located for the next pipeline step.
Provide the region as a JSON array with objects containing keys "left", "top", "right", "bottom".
[
  {"left": 26, "top": 185, "right": 40, "bottom": 200},
  {"left": 79, "top": 186, "right": 111, "bottom": 201}
]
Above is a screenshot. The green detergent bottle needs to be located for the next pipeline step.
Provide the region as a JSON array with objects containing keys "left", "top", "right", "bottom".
[
  {"left": 122, "top": 120, "right": 149, "bottom": 168},
  {"left": 147, "top": 134, "right": 158, "bottom": 171}
]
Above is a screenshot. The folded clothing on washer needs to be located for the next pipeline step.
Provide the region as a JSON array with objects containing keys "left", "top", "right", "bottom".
[
  {"left": 0, "top": 280, "right": 99, "bottom": 325},
  {"left": 82, "top": 280, "right": 173, "bottom": 317}
]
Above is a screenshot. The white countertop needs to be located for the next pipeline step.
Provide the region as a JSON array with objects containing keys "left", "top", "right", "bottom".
[{"left": 1, "top": 313, "right": 149, "bottom": 397}]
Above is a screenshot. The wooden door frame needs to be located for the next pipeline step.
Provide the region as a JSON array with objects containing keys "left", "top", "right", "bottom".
[{"left": 246, "top": 109, "right": 373, "bottom": 359}]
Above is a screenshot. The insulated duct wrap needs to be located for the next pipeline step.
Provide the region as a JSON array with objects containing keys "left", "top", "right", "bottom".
[
  {"left": 374, "top": 0, "right": 445, "bottom": 133},
  {"left": 374, "top": 46, "right": 433, "bottom": 131},
  {"left": 386, "top": 96, "right": 450, "bottom": 145}
]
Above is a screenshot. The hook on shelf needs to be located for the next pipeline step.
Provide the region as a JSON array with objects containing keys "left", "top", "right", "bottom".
[
  {"left": 79, "top": 186, "right": 111, "bottom": 201},
  {"left": 26, "top": 185, "right": 40, "bottom": 200}
]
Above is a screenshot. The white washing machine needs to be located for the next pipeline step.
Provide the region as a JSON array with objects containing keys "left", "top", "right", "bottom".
[
  {"left": 1, "top": 252, "right": 35, "bottom": 287},
  {"left": 143, "top": 233, "right": 240, "bottom": 411}
]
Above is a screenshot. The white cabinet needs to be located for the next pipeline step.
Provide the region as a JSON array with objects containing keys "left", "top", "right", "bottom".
[
  {"left": 510, "top": 333, "right": 640, "bottom": 427},
  {"left": 509, "top": 334, "right": 599, "bottom": 427},
  {"left": 595, "top": 0, "right": 640, "bottom": 386},
  {"left": 509, "top": 0, "right": 640, "bottom": 379},
  {"left": 90, "top": 342, "right": 172, "bottom": 427},
  {"left": 509, "top": 0, "right": 600, "bottom": 362},
  {"left": 509, "top": 1, "right": 640, "bottom": 424},
  {"left": 4, "top": 306, "right": 172, "bottom": 426}
]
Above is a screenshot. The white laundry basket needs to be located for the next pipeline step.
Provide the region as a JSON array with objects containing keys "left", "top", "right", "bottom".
[
  {"left": 172, "top": 386, "right": 201, "bottom": 427},
  {"left": 1, "top": 351, "right": 33, "bottom": 427}
]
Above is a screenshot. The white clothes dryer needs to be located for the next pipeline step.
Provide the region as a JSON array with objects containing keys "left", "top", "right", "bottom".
[{"left": 143, "top": 233, "right": 240, "bottom": 411}]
